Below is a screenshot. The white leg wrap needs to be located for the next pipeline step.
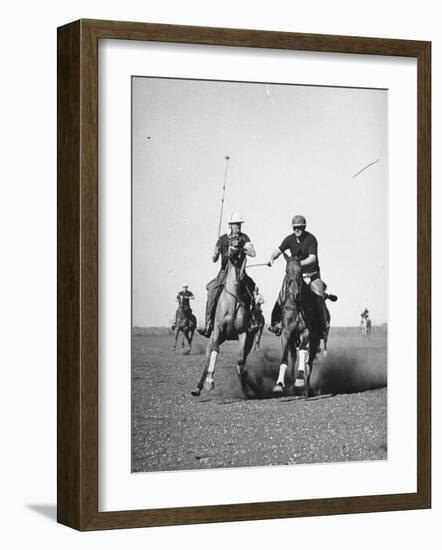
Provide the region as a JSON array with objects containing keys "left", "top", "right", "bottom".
[
  {"left": 208, "top": 350, "right": 218, "bottom": 376},
  {"left": 298, "top": 350, "right": 307, "bottom": 375},
  {"left": 277, "top": 363, "right": 288, "bottom": 387}
]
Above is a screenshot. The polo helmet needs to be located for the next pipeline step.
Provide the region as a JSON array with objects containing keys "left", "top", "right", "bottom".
[
  {"left": 228, "top": 211, "right": 245, "bottom": 224},
  {"left": 292, "top": 215, "right": 307, "bottom": 227}
]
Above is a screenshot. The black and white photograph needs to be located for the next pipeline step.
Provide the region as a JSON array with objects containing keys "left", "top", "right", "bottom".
[
  {"left": 131, "top": 76, "right": 388, "bottom": 473},
  {"left": 2, "top": 0, "right": 437, "bottom": 544}
]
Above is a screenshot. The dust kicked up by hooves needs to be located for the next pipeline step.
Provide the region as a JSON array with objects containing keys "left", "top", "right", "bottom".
[{"left": 231, "top": 343, "right": 387, "bottom": 399}]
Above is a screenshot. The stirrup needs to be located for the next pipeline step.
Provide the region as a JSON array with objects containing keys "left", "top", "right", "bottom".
[{"left": 327, "top": 293, "right": 338, "bottom": 302}]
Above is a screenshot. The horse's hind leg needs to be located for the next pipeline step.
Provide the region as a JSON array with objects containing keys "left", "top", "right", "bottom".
[
  {"left": 237, "top": 332, "right": 253, "bottom": 395},
  {"left": 183, "top": 329, "right": 193, "bottom": 354}
]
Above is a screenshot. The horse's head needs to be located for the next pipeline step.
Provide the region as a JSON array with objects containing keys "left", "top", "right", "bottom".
[
  {"left": 284, "top": 252, "right": 303, "bottom": 301},
  {"left": 228, "top": 237, "right": 246, "bottom": 269}
]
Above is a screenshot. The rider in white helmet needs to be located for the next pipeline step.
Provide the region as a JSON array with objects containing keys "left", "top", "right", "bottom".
[
  {"left": 197, "top": 211, "right": 256, "bottom": 338},
  {"left": 268, "top": 215, "right": 337, "bottom": 337},
  {"left": 171, "top": 282, "right": 195, "bottom": 330}
]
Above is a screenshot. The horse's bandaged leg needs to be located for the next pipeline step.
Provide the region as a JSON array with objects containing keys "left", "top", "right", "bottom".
[
  {"left": 276, "top": 363, "right": 288, "bottom": 387},
  {"left": 205, "top": 350, "right": 218, "bottom": 391},
  {"left": 295, "top": 350, "right": 308, "bottom": 387},
  {"left": 298, "top": 349, "right": 307, "bottom": 375},
  {"left": 208, "top": 350, "right": 218, "bottom": 375}
]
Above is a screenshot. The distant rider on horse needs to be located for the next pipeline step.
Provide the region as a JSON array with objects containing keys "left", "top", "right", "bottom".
[
  {"left": 361, "top": 307, "right": 369, "bottom": 321},
  {"left": 171, "top": 282, "right": 195, "bottom": 330},
  {"left": 197, "top": 211, "right": 257, "bottom": 338},
  {"left": 254, "top": 287, "right": 265, "bottom": 311},
  {"left": 268, "top": 215, "right": 337, "bottom": 337}
]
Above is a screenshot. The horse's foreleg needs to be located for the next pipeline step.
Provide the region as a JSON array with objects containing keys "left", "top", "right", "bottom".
[
  {"left": 288, "top": 337, "right": 297, "bottom": 387},
  {"left": 305, "top": 332, "right": 320, "bottom": 397},
  {"left": 274, "top": 331, "right": 290, "bottom": 395},
  {"left": 236, "top": 332, "right": 249, "bottom": 393},
  {"left": 187, "top": 328, "right": 195, "bottom": 353},
  {"left": 255, "top": 326, "right": 263, "bottom": 350},
  {"left": 172, "top": 328, "right": 180, "bottom": 351},
  {"left": 183, "top": 329, "right": 192, "bottom": 354},
  {"left": 296, "top": 348, "right": 308, "bottom": 389},
  {"left": 191, "top": 335, "right": 219, "bottom": 396},
  {"left": 205, "top": 338, "right": 220, "bottom": 392}
]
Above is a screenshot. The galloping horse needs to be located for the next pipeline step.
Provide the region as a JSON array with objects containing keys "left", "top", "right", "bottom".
[
  {"left": 254, "top": 310, "right": 265, "bottom": 350},
  {"left": 273, "top": 255, "right": 322, "bottom": 397},
  {"left": 191, "top": 247, "right": 256, "bottom": 396},
  {"left": 172, "top": 306, "right": 196, "bottom": 354}
]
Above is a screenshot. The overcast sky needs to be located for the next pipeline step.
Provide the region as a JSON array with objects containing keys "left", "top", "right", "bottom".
[{"left": 132, "top": 77, "right": 387, "bottom": 327}]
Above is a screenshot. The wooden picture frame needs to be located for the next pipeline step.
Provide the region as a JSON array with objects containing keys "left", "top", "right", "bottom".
[{"left": 57, "top": 19, "right": 431, "bottom": 531}]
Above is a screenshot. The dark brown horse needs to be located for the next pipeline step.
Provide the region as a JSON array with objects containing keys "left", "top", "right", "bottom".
[
  {"left": 191, "top": 247, "right": 256, "bottom": 396},
  {"left": 172, "top": 306, "right": 196, "bottom": 354},
  {"left": 272, "top": 254, "right": 322, "bottom": 397}
]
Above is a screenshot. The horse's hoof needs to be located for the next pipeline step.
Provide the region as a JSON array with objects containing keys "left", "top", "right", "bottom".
[
  {"left": 295, "top": 372, "right": 305, "bottom": 388},
  {"left": 205, "top": 379, "right": 214, "bottom": 392},
  {"left": 191, "top": 388, "right": 201, "bottom": 397},
  {"left": 273, "top": 382, "right": 284, "bottom": 396}
]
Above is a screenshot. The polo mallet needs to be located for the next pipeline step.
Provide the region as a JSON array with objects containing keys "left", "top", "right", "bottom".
[
  {"left": 247, "top": 262, "right": 272, "bottom": 268},
  {"left": 192, "top": 155, "right": 230, "bottom": 397},
  {"left": 217, "top": 155, "right": 230, "bottom": 238}
]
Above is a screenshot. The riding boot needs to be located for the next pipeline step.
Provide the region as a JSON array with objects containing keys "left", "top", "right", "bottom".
[
  {"left": 197, "top": 306, "right": 213, "bottom": 338},
  {"left": 325, "top": 292, "right": 338, "bottom": 302},
  {"left": 197, "top": 291, "right": 216, "bottom": 338},
  {"left": 315, "top": 295, "right": 328, "bottom": 339}
]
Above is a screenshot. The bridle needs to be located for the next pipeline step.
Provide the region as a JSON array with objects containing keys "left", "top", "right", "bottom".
[
  {"left": 224, "top": 251, "right": 248, "bottom": 307},
  {"left": 283, "top": 258, "right": 303, "bottom": 310}
]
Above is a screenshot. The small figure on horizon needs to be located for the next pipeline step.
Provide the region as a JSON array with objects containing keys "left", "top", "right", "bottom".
[{"left": 171, "top": 283, "right": 194, "bottom": 330}]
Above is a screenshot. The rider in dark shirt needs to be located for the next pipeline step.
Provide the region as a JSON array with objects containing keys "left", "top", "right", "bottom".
[
  {"left": 268, "top": 215, "right": 337, "bottom": 337},
  {"left": 171, "top": 283, "right": 194, "bottom": 329},
  {"left": 278, "top": 230, "right": 320, "bottom": 275}
]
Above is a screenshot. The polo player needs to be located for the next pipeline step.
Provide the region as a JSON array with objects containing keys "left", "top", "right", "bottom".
[
  {"left": 254, "top": 286, "right": 265, "bottom": 311},
  {"left": 171, "top": 283, "right": 195, "bottom": 330},
  {"left": 268, "top": 215, "right": 337, "bottom": 337},
  {"left": 197, "top": 211, "right": 256, "bottom": 338}
]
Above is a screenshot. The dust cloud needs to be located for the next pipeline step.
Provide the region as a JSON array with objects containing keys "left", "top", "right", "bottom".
[{"left": 236, "top": 345, "right": 387, "bottom": 398}]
